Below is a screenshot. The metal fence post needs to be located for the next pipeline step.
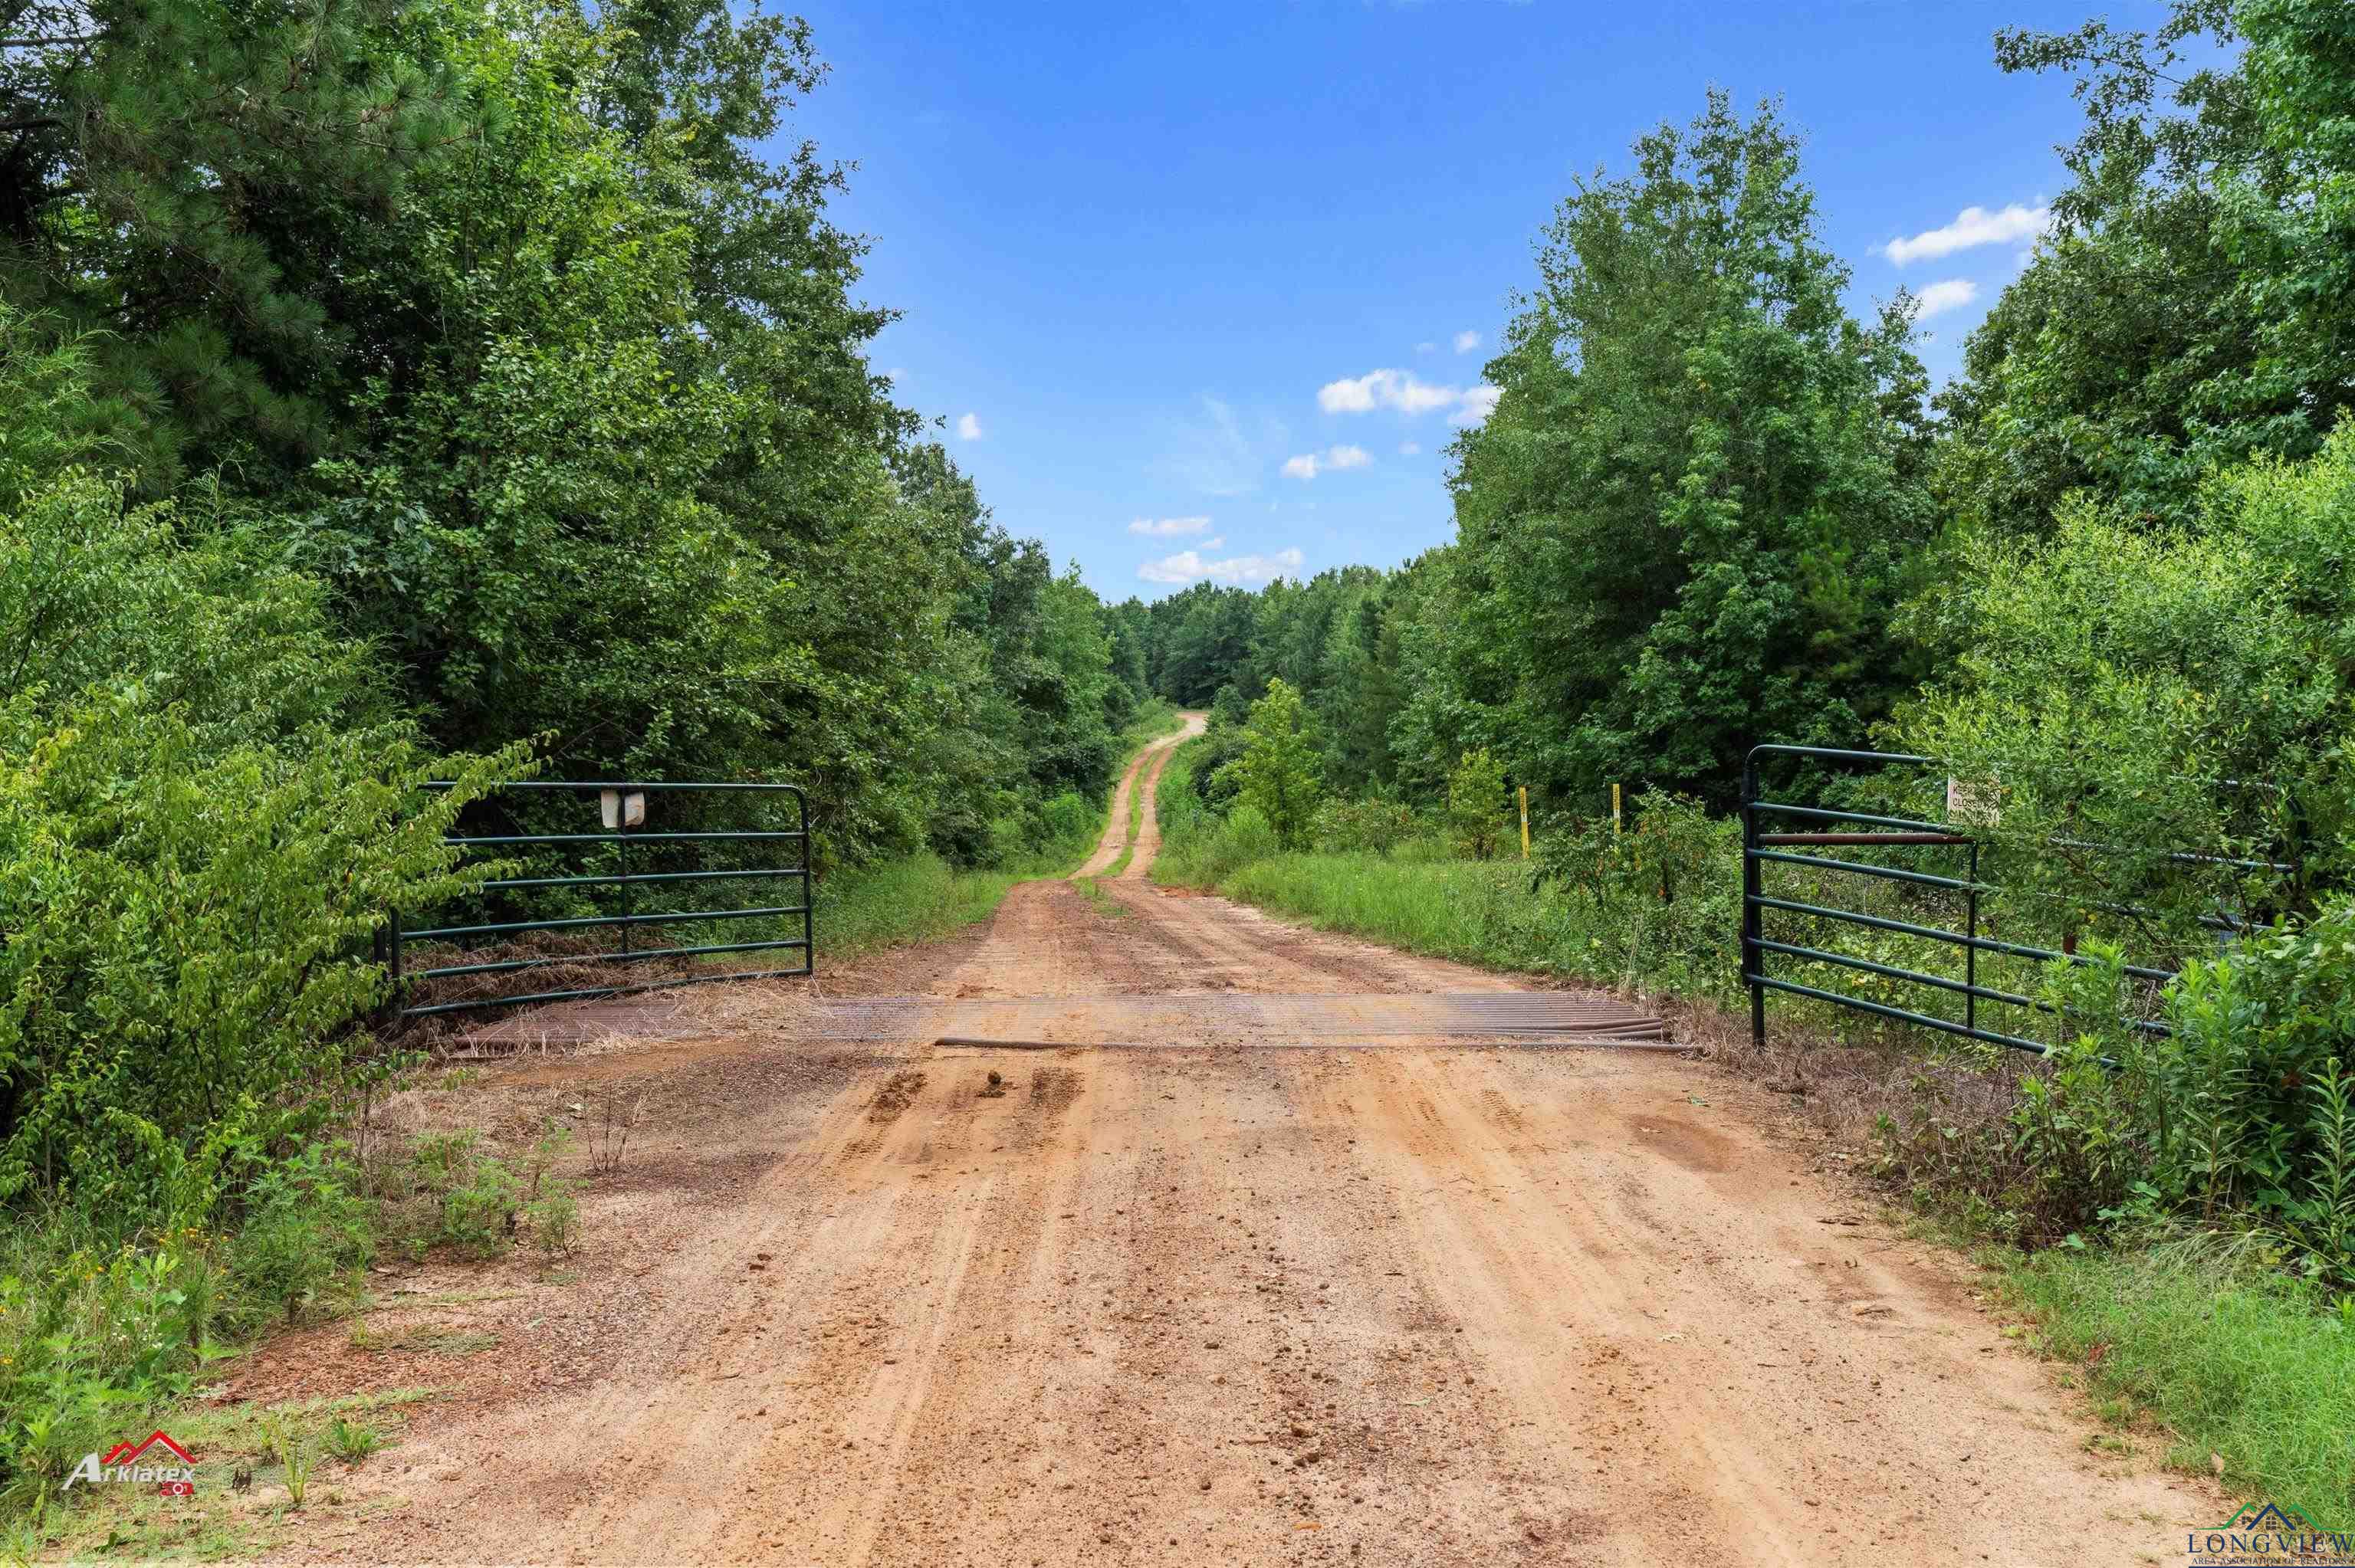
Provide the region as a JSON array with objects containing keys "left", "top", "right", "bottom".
[
  {"left": 1965, "top": 841, "right": 1979, "bottom": 1039},
  {"left": 1742, "top": 752, "right": 1765, "bottom": 1051},
  {"left": 799, "top": 789, "right": 815, "bottom": 977}
]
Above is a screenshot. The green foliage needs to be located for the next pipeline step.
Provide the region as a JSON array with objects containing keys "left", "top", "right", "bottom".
[
  {"left": 0, "top": 460, "right": 520, "bottom": 1203},
  {"left": 1433, "top": 92, "right": 1933, "bottom": 808},
  {"left": 223, "top": 1148, "right": 374, "bottom": 1330},
  {"left": 1943, "top": 2, "right": 2355, "bottom": 541},
  {"left": 1310, "top": 798, "right": 1424, "bottom": 855},
  {"left": 2006, "top": 1242, "right": 2355, "bottom": 1512},
  {"left": 1445, "top": 750, "right": 1509, "bottom": 861},
  {"left": 325, "top": 1418, "right": 385, "bottom": 1467},
  {"left": 1896, "top": 423, "right": 2355, "bottom": 961},
  {"left": 1214, "top": 680, "right": 1324, "bottom": 851}
]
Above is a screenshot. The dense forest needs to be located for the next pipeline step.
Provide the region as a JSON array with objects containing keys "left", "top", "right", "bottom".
[
  {"left": 7, "top": 0, "right": 2355, "bottom": 1524},
  {"left": 1129, "top": 8, "right": 2355, "bottom": 841}
]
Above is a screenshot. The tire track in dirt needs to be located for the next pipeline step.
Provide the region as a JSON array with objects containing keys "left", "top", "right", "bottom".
[
  {"left": 261, "top": 818, "right": 2219, "bottom": 1568},
  {"left": 1074, "top": 713, "right": 1204, "bottom": 879},
  {"left": 1116, "top": 714, "right": 1199, "bottom": 881}
]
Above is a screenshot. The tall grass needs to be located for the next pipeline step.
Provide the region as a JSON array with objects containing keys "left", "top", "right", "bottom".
[
  {"left": 2005, "top": 1244, "right": 2355, "bottom": 1514},
  {"left": 814, "top": 852, "right": 1040, "bottom": 960},
  {"left": 815, "top": 702, "right": 1186, "bottom": 962}
]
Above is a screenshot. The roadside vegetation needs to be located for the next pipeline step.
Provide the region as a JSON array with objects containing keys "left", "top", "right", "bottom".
[
  {"left": 2, "top": 0, "right": 2352, "bottom": 1541},
  {"left": 1141, "top": 4, "right": 2355, "bottom": 1512},
  {"left": 0, "top": 0, "right": 1168, "bottom": 1537}
]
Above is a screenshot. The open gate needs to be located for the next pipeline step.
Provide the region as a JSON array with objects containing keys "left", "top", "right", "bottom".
[{"left": 383, "top": 779, "right": 813, "bottom": 1022}]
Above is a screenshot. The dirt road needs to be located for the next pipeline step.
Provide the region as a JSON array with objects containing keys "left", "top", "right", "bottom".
[
  {"left": 245, "top": 715, "right": 2209, "bottom": 1566},
  {"left": 1072, "top": 712, "right": 1204, "bottom": 878}
]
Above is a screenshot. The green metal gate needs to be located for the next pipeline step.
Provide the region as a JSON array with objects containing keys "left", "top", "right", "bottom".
[
  {"left": 383, "top": 779, "right": 813, "bottom": 1022},
  {"left": 1739, "top": 744, "right": 2181, "bottom": 1055}
]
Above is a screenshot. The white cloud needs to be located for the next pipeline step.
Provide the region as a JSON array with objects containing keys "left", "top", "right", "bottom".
[
  {"left": 1414, "top": 340, "right": 1437, "bottom": 354},
  {"left": 1453, "top": 330, "right": 1480, "bottom": 354},
  {"left": 1881, "top": 204, "right": 2050, "bottom": 266},
  {"left": 1137, "top": 546, "right": 1306, "bottom": 586},
  {"left": 1913, "top": 278, "right": 1980, "bottom": 319},
  {"left": 1283, "top": 443, "right": 1376, "bottom": 480},
  {"left": 1398, "top": 441, "right": 1422, "bottom": 457},
  {"left": 1200, "top": 536, "right": 1224, "bottom": 550},
  {"left": 1125, "top": 516, "right": 1213, "bottom": 537},
  {"left": 1319, "top": 368, "right": 1461, "bottom": 415},
  {"left": 1447, "top": 385, "right": 1503, "bottom": 427},
  {"left": 956, "top": 412, "right": 983, "bottom": 441},
  {"left": 1319, "top": 367, "right": 1499, "bottom": 423}
]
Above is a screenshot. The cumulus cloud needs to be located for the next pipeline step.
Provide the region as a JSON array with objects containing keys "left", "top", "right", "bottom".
[
  {"left": 1881, "top": 204, "right": 2050, "bottom": 266},
  {"left": 1137, "top": 546, "right": 1306, "bottom": 586},
  {"left": 1283, "top": 444, "right": 1375, "bottom": 480},
  {"left": 955, "top": 412, "right": 983, "bottom": 441},
  {"left": 1453, "top": 330, "right": 1480, "bottom": 354},
  {"left": 1318, "top": 368, "right": 1462, "bottom": 415},
  {"left": 1125, "top": 516, "right": 1213, "bottom": 537},
  {"left": 1913, "top": 278, "right": 1980, "bottom": 319},
  {"left": 1319, "top": 367, "right": 1499, "bottom": 424},
  {"left": 1447, "top": 385, "right": 1503, "bottom": 426}
]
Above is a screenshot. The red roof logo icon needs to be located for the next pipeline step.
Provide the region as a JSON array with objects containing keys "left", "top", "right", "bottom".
[{"left": 100, "top": 1431, "right": 196, "bottom": 1467}]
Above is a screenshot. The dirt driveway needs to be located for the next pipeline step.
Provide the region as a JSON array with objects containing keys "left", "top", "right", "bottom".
[{"left": 240, "top": 721, "right": 2211, "bottom": 1566}]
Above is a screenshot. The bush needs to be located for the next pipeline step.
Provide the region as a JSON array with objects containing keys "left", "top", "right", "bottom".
[
  {"left": 223, "top": 1147, "right": 374, "bottom": 1329},
  {"left": 1311, "top": 797, "right": 1421, "bottom": 855},
  {"left": 1530, "top": 793, "right": 1740, "bottom": 999},
  {"left": 1446, "top": 749, "right": 1510, "bottom": 860},
  {"left": 0, "top": 468, "right": 520, "bottom": 1207}
]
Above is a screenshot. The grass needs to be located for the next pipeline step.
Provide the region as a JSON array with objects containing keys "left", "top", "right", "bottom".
[
  {"left": 812, "top": 701, "right": 1185, "bottom": 963},
  {"left": 2004, "top": 1245, "right": 2355, "bottom": 1514},
  {"left": 815, "top": 851, "right": 1036, "bottom": 962},
  {"left": 1074, "top": 877, "right": 1130, "bottom": 918}
]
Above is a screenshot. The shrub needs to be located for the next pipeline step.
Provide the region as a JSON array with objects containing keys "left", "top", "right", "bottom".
[
  {"left": 1311, "top": 798, "right": 1421, "bottom": 855},
  {"left": 223, "top": 1146, "right": 374, "bottom": 1329},
  {"left": 0, "top": 469, "right": 521, "bottom": 1207},
  {"left": 1445, "top": 749, "right": 1510, "bottom": 860},
  {"left": 1530, "top": 793, "right": 1739, "bottom": 998}
]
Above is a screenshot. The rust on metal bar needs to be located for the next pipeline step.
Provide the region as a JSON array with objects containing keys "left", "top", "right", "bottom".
[{"left": 1758, "top": 832, "right": 1971, "bottom": 846}]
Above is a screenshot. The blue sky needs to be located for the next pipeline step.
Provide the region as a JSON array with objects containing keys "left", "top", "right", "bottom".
[{"left": 783, "top": 0, "right": 2166, "bottom": 601}]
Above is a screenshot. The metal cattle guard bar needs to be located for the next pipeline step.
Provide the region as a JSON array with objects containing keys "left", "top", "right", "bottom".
[
  {"left": 1739, "top": 744, "right": 2176, "bottom": 1057},
  {"left": 386, "top": 779, "right": 813, "bottom": 1020}
]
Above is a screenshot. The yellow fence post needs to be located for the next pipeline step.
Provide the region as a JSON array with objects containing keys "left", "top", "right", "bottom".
[{"left": 1517, "top": 786, "right": 1530, "bottom": 859}]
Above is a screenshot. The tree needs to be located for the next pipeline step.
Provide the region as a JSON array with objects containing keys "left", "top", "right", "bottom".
[
  {"left": 1446, "top": 749, "right": 1510, "bottom": 861},
  {"left": 1216, "top": 679, "right": 1324, "bottom": 850},
  {"left": 1442, "top": 92, "right": 1934, "bottom": 808},
  {"left": 0, "top": 0, "right": 475, "bottom": 485},
  {"left": 1940, "top": 2, "right": 2355, "bottom": 540}
]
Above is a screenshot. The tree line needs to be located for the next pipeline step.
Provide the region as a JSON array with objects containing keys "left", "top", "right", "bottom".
[
  {"left": 0, "top": 0, "right": 1154, "bottom": 1204},
  {"left": 1134, "top": 4, "right": 2355, "bottom": 874}
]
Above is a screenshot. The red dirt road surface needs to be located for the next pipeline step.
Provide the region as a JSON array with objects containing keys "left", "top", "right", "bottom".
[{"left": 234, "top": 716, "right": 2212, "bottom": 1566}]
